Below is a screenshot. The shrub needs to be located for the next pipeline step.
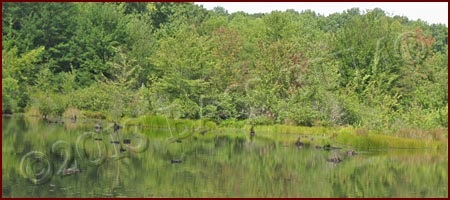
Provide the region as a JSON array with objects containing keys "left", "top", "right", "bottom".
[
  {"left": 250, "top": 115, "right": 275, "bottom": 126},
  {"left": 51, "top": 94, "right": 68, "bottom": 117},
  {"left": 70, "top": 83, "right": 112, "bottom": 112},
  {"left": 30, "top": 92, "right": 52, "bottom": 118},
  {"left": 2, "top": 77, "right": 19, "bottom": 114}
]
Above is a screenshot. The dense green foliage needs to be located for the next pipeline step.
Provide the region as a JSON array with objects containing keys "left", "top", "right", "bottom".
[{"left": 2, "top": 3, "right": 448, "bottom": 131}]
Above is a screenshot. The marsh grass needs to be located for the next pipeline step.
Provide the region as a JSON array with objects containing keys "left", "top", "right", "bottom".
[
  {"left": 336, "top": 132, "right": 446, "bottom": 150},
  {"left": 25, "top": 106, "right": 41, "bottom": 117},
  {"left": 394, "top": 128, "right": 448, "bottom": 140},
  {"left": 175, "top": 123, "right": 445, "bottom": 150},
  {"left": 81, "top": 110, "right": 106, "bottom": 119},
  {"left": 18, "top": 112, "right": 447, "bottom": 150},
  {"left": 62, "top": 107, "right": 82, "bottom": 119}
]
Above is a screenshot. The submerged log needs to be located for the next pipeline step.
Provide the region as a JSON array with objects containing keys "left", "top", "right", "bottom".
[
  {"left": 171, "top": 159, "right": 182, "bottom": 164},
  {"left": 323, "top": 144, "right": 341, "bottom": 151},
  {"left": 63, "top": 168, "right": 81, "bottom": 175},
  {"left": 326, "top": 155, "right": 342, "bottom": 163}
]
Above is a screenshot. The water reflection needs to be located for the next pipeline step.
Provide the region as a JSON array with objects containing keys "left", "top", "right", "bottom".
[{"left": 2, "top": 115, "right": 448, "bottom": 197}]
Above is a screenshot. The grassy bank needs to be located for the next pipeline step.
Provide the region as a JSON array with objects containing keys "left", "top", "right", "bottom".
[
  {"left": 200, "top": 124, "right": 446, "bottom": 150},
  {"left": 17, "top": 112, "right": 448, "bottom": 150},
  {"left": 131, "top": 116, "right": 447, "bottom": 150}
]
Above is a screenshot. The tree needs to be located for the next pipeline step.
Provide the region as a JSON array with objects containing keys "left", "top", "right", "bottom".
[
  {"left": 69, "top": 3, "right": 130, "bottom": 87},
  {"left": 2, "top": 47, "right": 44, "bottom": 112}
]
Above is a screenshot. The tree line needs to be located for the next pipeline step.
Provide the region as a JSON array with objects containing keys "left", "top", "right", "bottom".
[{"left": 2, "top": 2, "right": 448, "bottom": 130}]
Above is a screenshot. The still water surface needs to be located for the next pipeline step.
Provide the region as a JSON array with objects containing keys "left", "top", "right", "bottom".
[{"left": 2, "top": 115, "right": 448, "bottom": 197}]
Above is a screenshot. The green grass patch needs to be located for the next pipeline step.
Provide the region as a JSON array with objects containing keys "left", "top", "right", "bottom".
[
  {"left": 80, "top": 110, "right": 106, "bottom": 119},
  {"left": 336, "top": 130, "right": 446, "bottom": 150},
  {"left": 212, "top": 124, "right": 446, "bottom": 150},
  {"left": 136, "top": 115, "right": 218, "bottom": 134}
]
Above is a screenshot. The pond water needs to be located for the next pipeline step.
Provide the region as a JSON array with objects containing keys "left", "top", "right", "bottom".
[{"left": 2, "top": 115, "right": 448, "bottom": 197}]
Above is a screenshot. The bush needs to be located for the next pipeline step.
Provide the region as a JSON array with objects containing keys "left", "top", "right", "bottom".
[
  {"left": 51, "top": 94, "right": 68, "bottom": 117},
  {"left": 250, "top": 115, "right": 275, "bottom": 126},
  {"left": 30, "top": 92, "right": 52, "bottom": 118},
  {"left": 220, "top": 118, "right": 246, "bottom": 128},
  {"left": 2, "top": 77, "right": 19, "bottom": 114},
  {"left": 29, "top": 92, "right": 68, "bottom": 118},
  {"left": 70, "top": 83, "right": 112, "bottom": 112}
]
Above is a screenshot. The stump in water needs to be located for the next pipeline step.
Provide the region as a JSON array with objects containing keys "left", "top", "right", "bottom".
[
  {"left": 250, "top": 126, "right": 255, "bottom": 140},
  {"left": 71, "top": 114, "right": 77, "bottom": 123},
  {"left": 94, "top": 123, "right": 102, "bottom": 133},
  {"left": 295, "top": 137, "right": 304, "bottom": 147},
  {"left": 113, "top": 122, "right": 122, "bottom": 132},
  {"left": 346, "top": 150, "right": 357, "bottom": 156}
]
